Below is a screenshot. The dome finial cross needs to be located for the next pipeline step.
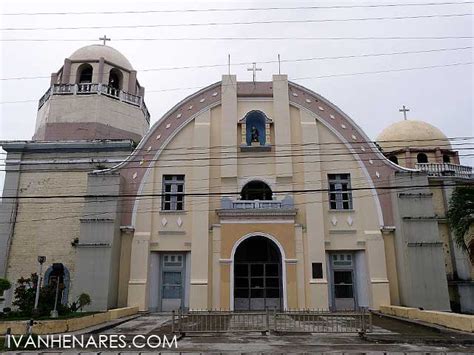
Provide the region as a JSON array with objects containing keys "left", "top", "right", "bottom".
[
  {"left": 99, "top": 35, "right": 111, "bottom": 46},
  {"left": 399, "top": 105, "right": 410, "bottom": 120}
]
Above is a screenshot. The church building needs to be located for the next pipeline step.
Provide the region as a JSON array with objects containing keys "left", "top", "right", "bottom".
[{"left": 0, "top": 44, "right": 472, "bottom": 313}]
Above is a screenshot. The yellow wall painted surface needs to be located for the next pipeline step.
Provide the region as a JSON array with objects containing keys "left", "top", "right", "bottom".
[{"left": 380, "top": 305, "right": 474, "bottom": 332}]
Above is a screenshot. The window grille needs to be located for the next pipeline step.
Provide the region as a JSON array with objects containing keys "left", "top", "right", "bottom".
[{"left": 162, "top": 175, "right": 185, "bottom": 211}]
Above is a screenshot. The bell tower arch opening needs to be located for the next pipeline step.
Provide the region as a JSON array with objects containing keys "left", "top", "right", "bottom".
[
  {"left": 108, "top": 68, "right": 123, "bottom": 90},
  {"left": 77, "top": 63, "right": 93, "bottom": 84},
  {"left": 233, "top": 235, "right": 283, "bottom": 310}
]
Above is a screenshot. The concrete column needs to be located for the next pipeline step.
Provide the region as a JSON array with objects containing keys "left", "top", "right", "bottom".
[
  {"left": 127, "top": 232, "right": 151, "bottom": 311},
  {"left": 98, "top": 57, "right": 105, "bottom": 84},
  {"left": 211, "top": 225, "right": 221, "bottom": 309},
  {"left": 364, "top": 231, "right": 391, "bottom": 309},
  {"left": 295, "top": 224, "right": 306, "bottom": 308},
  {"left": 273, "top": 75, "right": 293, "bottom": 178},
  {"left": 61, "top": 59, "right": 72, "bottom": 84},
  {"left": 405, "top": 150, "right": 413, "bottom": 168},
  {"left": 299, "top": 109, "right": 328, "bottom": 309},
  {"left": 434, "top": 148, "right": 443, "bottom": 163},
  {"left": 50, "top": 73, "right": 58, "bottom": 86},
  {"left": 128, "top": 70, "right": 137, "bottom": 94},
  {"left": 189, "top": 110, "right": 211, "bottom": 309},
  {"left": 220, "top": 75, "right": 238, "bottom": 178}
]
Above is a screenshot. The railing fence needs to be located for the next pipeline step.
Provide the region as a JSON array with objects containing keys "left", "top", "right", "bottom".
[{"left": 173, "top": 309, "right": 372, "bottom": 336}]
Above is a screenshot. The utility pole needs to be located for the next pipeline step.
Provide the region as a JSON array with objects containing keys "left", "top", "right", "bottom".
[{"left": 33, "top": 256, "right": 46, "bottom": 314}]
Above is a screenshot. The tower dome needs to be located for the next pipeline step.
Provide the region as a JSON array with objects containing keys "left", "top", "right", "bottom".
[
  {"left": 69, "top": 44, "right": 133, "bottom": 70},
  {"left": 33, "top": 44, "right": 149, "bottom": 143},
  {"left": 376, "top": 120, "right": 451, "bottom": 152}
]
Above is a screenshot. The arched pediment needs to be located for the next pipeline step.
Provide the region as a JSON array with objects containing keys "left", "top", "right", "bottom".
[{"left": 93, "top": 79, "right": 410, "bottom": 227}]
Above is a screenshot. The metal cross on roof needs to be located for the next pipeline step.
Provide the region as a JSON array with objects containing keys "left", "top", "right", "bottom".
[
  {"left": 99, "top": 35, "right": 111, "bottom": 45},
  {"left": 399, "top": 105, "right": 410, "bottom": 120},
  {"left": 247, "top": 62, "right": 262, "bottom": 82}
]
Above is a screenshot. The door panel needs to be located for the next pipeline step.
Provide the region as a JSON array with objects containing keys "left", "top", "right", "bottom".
[
  {"left": 234, "top": 262, "right": 282, "bottom": 310},
  {"left": 333, "top": 270, "right": 355, "bottom": 310},
  {"left": 160, "top": 254, "right": 185, "bottom": 312}
]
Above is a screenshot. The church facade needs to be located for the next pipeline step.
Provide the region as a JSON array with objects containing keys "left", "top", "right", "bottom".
[{"left": 0, "top": 45, "right": 472, "bottom": 313}]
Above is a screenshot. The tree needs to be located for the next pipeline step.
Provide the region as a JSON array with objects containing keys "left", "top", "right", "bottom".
[
  {"left": 447, "top": 186, "right": 474, "bottom": 257},
  {"left": 12, "top": 274, "right": 66, "bottom": 317}
]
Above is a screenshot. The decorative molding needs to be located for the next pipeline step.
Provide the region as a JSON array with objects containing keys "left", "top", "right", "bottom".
[
  {"left": 120, "top": 225, "right": 135, "bottom": 234},
  {"left": 370, "top": 278, "right": 389, "bottom": 284},
  {"left": 76, "top": 242, "right": 111, "bottom": 248},
  {"left": 128, "top": 279, "right": 147, "bottom": 285},
  {"left": 381, "top": 226, "right": 396, "bottom": 234},
  {"left": 158, "top": 230, "right": 186, "bottom": 235},
  {"left": 284, "top": 258, "right": 298, "bottom": 264},
  {"left": 310, "top": 279, "right": 328, "bottom": 284},
  {"left": 80, "top": 218, "right": 114, "bottom": 223},
  {"left": 328, "top": 229, "right": 356, "bottom": 234},
  {"left": 346, "top": 216, "right": 354, "bottom": 226},
  {"left": 190, "top": 280, "right": 208, "bottom": 285},
  {"left": 219, "top": 258, "right": 232, "bottom": 264},
  {"left": 407, "top": 241, "right": 443, "bottom": 247}
]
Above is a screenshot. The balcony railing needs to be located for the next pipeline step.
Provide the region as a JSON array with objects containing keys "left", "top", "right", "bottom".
[
  {"left": 217, "top": 195, "right": 297, "bottom": 219},
  {"left": 416, "top": 163, "right": 472, "bottom": 178},
  {"left": 220, "top": 195, "right": 295, "bottom": 210},
  {"left": 38, "top": 83, "right": 150, "bottom": 124}
]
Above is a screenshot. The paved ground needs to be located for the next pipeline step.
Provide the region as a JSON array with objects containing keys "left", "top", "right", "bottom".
[{"left": 3, "top": 313, "right": 474, "bottom": 353}]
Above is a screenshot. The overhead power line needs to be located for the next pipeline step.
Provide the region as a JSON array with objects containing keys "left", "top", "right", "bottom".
[
  {"left": 2, "top": 1, "right": 473, "bottom": 16},
  {"left": 1, "top": 136, "right": 471, "bottom": 157},
  {"left": 2, "top": 13, "right": 472, "bottom": 31},
  {"left": 1, "top": 183, "right": 472, "bottom": 200},
  {"left": 1, "top": 36, "right": 473, "bottom": 42},
  {"left": 0, "top": 61, "right": 471, "bottom": 105},
  {"left": 1, "top": 46, "right": 471, "bottom": 81},
  {"left": 3, "top": 184, "right": 468, "bottom": 225}
]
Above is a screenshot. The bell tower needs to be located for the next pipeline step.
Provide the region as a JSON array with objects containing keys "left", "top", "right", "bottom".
[{"left": 34, "top": 43, "right": 150, "bottom": 143}]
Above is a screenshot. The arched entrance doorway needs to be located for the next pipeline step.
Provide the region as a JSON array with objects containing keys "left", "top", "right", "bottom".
[{"left": 233, "top": 236, "right": 283, "bottom": 310}]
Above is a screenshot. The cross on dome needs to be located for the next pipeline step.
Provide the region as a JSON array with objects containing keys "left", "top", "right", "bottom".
[
  {"left": 399, "top": 105, "right": 410, "bottom": 120},
  {"left": 99, "top": 35, "right": 111, "bottom": 46}
]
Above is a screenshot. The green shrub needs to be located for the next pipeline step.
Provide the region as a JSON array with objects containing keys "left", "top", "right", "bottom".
[{"left": 0, "top": 278, "right": 11, "bottom": 294}]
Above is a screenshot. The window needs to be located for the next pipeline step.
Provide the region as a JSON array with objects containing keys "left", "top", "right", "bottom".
[
  {"left": 312, "top": 263, "right": 323, "bottom": 279},
  {"left": 162, "top": 175, "right": 185, "bottom": 211},
  {"left": 417, "top": 153, "right": 428, "bottom": 163},
  {"left": 241, "top": 180, "right": 272, "bottom": 200},
  {"left": 443, "top": 154, "right": 451, "bottom": 163},
  {"left": 328, "top": 174, "right": 353, "bottom": 210},
  {"left": 77, "top": 64, "right": 93, "bottom": 84},
  {"left": 332, "top": 254, "right": 353, "bottom": 267}
]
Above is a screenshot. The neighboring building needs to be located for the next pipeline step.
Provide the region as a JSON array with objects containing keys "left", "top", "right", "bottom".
[
  {"left": 0, "top": 44, "right": 471, "bottom": 313},
  {"left": 377, "top": 120, "right": 474, "bottom": 313}
]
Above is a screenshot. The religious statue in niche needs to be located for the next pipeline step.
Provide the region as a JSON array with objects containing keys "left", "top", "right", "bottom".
[
  {"left": 240, "top": 110, "right": 272, "bottom": 149},
  {"left": 250, "top": 126, "right": 260, "bottom": 143}
]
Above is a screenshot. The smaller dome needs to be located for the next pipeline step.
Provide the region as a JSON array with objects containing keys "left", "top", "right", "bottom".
[
  {"left": 69, "top": 44, "right": 133, "bottom": 70},
  {"left": 376, "top": 120, "right": 451, "bottom": 152}
]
